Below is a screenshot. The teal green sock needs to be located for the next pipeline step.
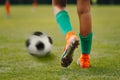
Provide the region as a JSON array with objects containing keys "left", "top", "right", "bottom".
[
  {"left": 56, "top": 10, "right": 72, "bottom": 35},
  {"left": 79, "top": 32, "right": 93, "bottom": 54}
]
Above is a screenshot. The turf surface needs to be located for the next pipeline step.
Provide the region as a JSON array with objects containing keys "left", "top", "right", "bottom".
[{"left": 0, "top": 5, "right": 120, "bottom": 80}]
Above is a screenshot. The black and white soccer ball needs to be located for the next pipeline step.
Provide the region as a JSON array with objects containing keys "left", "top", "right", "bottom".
[{"left": 25, "top": 31, "right": 53, "bottom": 57}]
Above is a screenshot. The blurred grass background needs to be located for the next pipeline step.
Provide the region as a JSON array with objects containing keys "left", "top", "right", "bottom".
[{"left": 0, "top": 5, "right": 120, "bottom": 80}]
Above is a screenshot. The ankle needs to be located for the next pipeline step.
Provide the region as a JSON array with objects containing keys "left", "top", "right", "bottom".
[
  {"left": 65, "top": 31, "right": 75, "bottom": 40},
  {"left": 80, "top": 54, "right": 90, "bottom": 59}
]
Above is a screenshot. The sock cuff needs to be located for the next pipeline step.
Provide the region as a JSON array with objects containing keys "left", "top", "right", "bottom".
[{"left": 79, "top": 32, "right": 93, "bottom": 39}]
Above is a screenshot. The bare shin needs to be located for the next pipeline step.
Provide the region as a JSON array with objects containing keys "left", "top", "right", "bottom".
[{"left": 77, "top": 0, "right": 92, "bottom": 36}]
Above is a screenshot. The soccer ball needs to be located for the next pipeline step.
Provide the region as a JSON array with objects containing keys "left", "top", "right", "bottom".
[{"left": 25, "top": 31, "right": 53, "bottom": 57}]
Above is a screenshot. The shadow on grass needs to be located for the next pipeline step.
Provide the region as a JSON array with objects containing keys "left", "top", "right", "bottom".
[
  {"left": 58, "top": 63, "right": 119, "bottom": 76},
  {"left": 29, "top": 52, "right": 56, "bottom": 62}
]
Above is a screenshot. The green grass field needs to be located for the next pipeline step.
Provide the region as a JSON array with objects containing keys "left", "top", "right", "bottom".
[{"left": 0, "top": 5, "right": 120, "bottom": 80}]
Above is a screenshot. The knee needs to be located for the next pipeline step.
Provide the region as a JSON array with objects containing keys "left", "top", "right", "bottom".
[
  {"left": 52, "top": 0, "right": 66, "bottom": 15},
  {"left": 52, "top": 0, "right": 66, "bottom": 8},
  {"left": 77, "top": 7, "right": 90, "bottom": 16},
  {"left": 77, "top": 0, "right": 90, "bottom": 16}
]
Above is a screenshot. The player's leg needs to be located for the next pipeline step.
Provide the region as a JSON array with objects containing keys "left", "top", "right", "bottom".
[
  {"left": 5, "top": 0, "right": 10, "bottom": 17},
  {"left": 52, "top": 0, "right": 79, "bottom": 67},
  {"left": 52, "top": 0, "right": 72, "bottom": 35},
  {"left": 76, "top": 0, "right": 93, "bottom": 68}
]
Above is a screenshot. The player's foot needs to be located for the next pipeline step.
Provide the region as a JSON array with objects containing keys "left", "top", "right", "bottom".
[
  {"left": 61, "top": 32, "right": 79, "bottom": 67},
  {"left": 77, "top": 54, "right": 90, "bottom": 68}
]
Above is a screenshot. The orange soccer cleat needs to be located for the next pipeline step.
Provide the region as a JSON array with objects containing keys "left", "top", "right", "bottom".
[
  {"left": 77, "top": 54, "right": 90, "bottom": 68},
  {"left": 61, "top": 31, "right": 79, "bottom": 67}
]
